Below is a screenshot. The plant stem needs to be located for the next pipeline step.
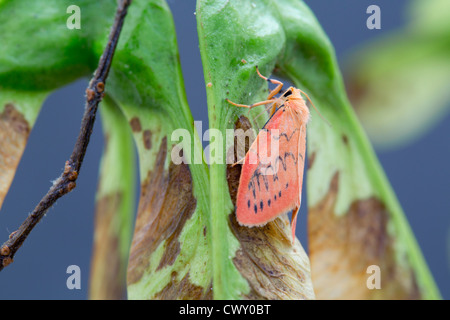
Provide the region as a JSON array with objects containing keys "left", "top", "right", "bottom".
[{"left": 0, "top": 0, "right": 133, "bottom": 272}]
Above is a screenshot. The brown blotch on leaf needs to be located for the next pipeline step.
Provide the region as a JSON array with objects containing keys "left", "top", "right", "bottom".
[
  {"left": 143, "top": 130, "right": 152, "bottom": 150},
  {"left": 308, "top": 172, "right": 420, "bottom": 300},
  {"left": 130, "top": 117, "right": 142, "bottom": 132},
  {"left": 89, "top": 192, "right": 126, "bottom": 300},
  {"left": 227, "top": 116, "right": 252, "bottom": 205},
  {"left": 226, "top": 116, "right": 315, "bottom": 300},
  {"left": 154, "top": 272, "right": 212, "bottom": 300},
  {"left": 0, "top": 104, "right": 31, "bottom": 210},
  {"left": 345, "top": 74, "right": 368, "bottom": 111},
  {"left": 127, "top": 137, "right": 198, "bottom": 288},
  {"left": 307, "top": 151, "right": 316, "bottom": 170},
  {"left": 342, "top": 134, "right": 349, "bottom": 146}
]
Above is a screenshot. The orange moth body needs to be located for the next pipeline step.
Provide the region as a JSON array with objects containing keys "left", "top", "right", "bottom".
[{"left": 227, "top": 67, "right": 310, "bottom": 244}]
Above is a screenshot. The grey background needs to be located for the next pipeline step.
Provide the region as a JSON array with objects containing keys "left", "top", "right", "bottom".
[{"left": 0, "top": 0, "right": 448, "bottom": 299}]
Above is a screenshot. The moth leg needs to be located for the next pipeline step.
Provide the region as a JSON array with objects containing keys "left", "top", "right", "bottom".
[
  {"left": 255, "top": 66, "right": 284, "bottom": 100},
  {"left": 226, "top": 98, "right": 277, "bottom": 118},
  {"left": 269, "top": 103, "right": 277, "bottom": 117},
  {"left": 226, "top": 99, "right": 276, "bottom": 110}
]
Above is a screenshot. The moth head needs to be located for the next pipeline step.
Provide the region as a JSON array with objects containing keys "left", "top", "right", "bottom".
[{"left": 282, "top": 87, "right": 302, "bottom": 100}]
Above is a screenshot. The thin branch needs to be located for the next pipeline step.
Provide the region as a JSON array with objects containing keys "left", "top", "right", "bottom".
[{"left": 0, "top": 0, "right": 133, "bottom": 271}]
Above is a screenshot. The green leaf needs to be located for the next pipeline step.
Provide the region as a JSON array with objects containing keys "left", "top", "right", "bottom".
[
  {"left": 197, "top": 0, "right": 315, "bottom": 300},
  {"left": 104, "top": 0, "right": 212, "bottom": 299}
]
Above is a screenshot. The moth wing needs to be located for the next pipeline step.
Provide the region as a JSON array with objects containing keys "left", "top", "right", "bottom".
[{"left": 236, "top": 108, "right": 302, "bottom": 228}]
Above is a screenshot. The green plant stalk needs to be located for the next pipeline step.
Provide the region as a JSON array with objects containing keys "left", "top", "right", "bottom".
[
  {"left": 89, "top": 95, "right": 136, "bottom": 299},
  {"left": 100, "top": 96, "right": 136, "bottom": 269},
  {"left": 203, "top": 83, "right": 248, "bottom": 300}
]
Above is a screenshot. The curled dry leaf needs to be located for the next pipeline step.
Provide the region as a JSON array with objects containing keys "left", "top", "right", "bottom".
[{"left": 127, "top": 136, "right": 212, "bottom": 300}]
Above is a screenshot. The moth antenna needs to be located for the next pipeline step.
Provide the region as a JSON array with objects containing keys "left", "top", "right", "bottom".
[{"left": 299, "top": 90, "right": 331, "bottom": 127}]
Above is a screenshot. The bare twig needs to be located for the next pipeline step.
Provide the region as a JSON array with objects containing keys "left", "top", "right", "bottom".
[{"left": 0, "top": 0, "right": 133, "bottom": 271}]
